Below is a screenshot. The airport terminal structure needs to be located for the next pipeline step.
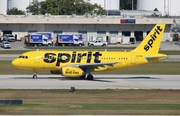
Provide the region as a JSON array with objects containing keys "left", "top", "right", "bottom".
[
  {"left": 0, "top": 14, "right": 175, "bottom": 43},
  {"left": 0, "top": 0, "right": 179, "bottom": 43}
]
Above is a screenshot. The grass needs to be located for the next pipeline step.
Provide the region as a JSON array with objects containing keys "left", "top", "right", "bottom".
[
  {"left": 0, "top": 61, "right": 180, "bottom": 75},
  {"left": 0, "top": 89, "right": 179, "bottom": 115}
]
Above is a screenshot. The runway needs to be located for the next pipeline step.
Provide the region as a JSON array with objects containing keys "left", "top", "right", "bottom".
[{"left": 0, "top": 75, "right": 179, "bottom": 89}]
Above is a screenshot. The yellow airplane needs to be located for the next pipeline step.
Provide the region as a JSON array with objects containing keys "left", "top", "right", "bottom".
[{"left": 12, "top": 24, "right": 167, "bottom": 80}]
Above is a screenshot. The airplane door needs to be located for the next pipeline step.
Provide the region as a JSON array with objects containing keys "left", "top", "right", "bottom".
[
  {"left": 34, "top": 52, "right": 40, "bottom": 64},
  {"left": 131, "top": 54, "right": 136, "bottom": 64}
]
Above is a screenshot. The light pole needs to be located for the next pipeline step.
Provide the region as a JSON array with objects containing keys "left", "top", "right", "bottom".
[
  {"left": 132, "top": 0, "right": 133, "bottom": 10},
  {"left": 57, "top": 0, "right": 60, "bottom": 15},
  {"left": 74, "top": 2, "right": 76, "bottom": 14},
  {"left": 58, "top": 5, "right": 59, "bottom": 15},
  {"left": 107, "top": 0, "right": 108, "bottom": 16}
]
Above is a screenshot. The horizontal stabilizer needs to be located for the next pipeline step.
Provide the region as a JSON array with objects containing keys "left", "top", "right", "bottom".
[{"left": 145, "top": 56, "right": 167, "bottom": 61}]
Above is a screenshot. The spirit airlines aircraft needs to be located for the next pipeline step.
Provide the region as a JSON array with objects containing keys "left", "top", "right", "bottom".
[{"left": 12, "top": 24, "right": 167, "bottom": 80}]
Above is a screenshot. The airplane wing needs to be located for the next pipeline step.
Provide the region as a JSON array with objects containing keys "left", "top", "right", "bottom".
[{"left": 67, "top": 62, "right": 121, "bottom": 69}]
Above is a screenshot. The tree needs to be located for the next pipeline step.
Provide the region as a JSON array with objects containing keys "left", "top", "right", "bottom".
[
  {"left": 7, "top": 7, "right": 24, "bottom": 15},
  {"left": 26, "top": 0, "right": 105, "bottom": 15},
  {"left": 26, "top": 1, "right": 41, "bottom": 15}
]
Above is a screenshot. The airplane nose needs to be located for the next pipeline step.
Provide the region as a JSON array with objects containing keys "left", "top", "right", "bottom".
[{"left": 12, "top": 59, "right": 20, "bottom": 67}]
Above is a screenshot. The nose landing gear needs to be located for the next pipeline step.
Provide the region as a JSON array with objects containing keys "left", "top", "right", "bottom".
[{"left": 33, "top": 71, "right": 37, "bottom": 79}]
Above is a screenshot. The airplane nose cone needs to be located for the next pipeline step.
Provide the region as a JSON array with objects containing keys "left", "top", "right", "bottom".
[{"left": 12, "top": 59, "right": 19, "bottom": 67}]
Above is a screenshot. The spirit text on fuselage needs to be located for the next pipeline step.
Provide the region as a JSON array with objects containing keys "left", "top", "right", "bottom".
[{"left": 43, "top": 51, "right": 102, "bottom": 66}]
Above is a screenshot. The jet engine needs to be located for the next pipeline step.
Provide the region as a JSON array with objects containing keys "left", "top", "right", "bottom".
[{"left": 61, "top": 67, "right": 85, "bottom": 77}]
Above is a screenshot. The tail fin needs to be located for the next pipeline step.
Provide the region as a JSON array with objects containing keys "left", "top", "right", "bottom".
[{"left": 132, "top": 24, "right": 165, "bottom": 53}]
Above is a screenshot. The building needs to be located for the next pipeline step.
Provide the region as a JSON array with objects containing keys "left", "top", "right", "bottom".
[
  {"left": 137, "top": 0, "right": 180, "bottom": 16},
  {"left": 0, "top": 14, "right": 174, "bottom": 43},
  {"left": 0, "top": 0, "right": 46, "bottom": 15},
  {"left": 0, "top": 0, "right": 7, "bottom": 15}
]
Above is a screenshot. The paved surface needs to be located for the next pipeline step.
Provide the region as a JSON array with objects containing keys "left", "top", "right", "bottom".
[
  {"left": 1, "top": 41, "right": 180, "bottom": 50},
  {"left": 0, "top": 41, "right": 26, "bottom": 50},
  {"left": 0, "top": 75, "right": 180, "bottom": 90}
]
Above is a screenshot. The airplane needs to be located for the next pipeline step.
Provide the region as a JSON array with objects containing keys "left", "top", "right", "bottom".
[{"left": 12, "top": 24, "right": 167, "bottom": 80}]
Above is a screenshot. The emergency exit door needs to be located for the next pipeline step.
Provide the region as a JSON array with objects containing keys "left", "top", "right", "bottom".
[{"left": 34, "top": 52, "right": 40, "bottom": 64}]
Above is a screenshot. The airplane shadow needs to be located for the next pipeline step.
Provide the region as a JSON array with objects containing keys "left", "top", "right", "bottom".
[
  {"left": 95, "top": 76, "right": 159, "bottom": 80},
  {"left": 11, "top": 75, "right": 159, "bottom": 83},
  {"left": 11, "top": 76, "right": 115, "bottom": 83}
]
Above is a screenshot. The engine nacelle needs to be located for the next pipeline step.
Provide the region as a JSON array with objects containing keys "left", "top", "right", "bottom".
[
  {"left": 61, "top": 67, "right": 85, "bottom": 77},
  {"left": 50, "top": 70, "right": 61, "bottom": 74}
]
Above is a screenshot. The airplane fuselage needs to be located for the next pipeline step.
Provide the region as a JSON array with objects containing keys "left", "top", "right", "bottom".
[{"left": 13, "top": 50, "right": 163, "bottom": 71}]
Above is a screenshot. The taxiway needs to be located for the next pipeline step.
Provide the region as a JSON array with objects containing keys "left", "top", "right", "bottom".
[{"left": 0, "top": 75, "right": 179, "bottom": 89}]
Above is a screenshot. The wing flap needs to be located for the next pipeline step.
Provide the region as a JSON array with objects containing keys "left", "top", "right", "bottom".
[{"left": 67, "top": 62, "right": 120, "bottom": 69}]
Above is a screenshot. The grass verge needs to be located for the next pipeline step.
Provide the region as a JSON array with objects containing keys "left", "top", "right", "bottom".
[
  {"left": 0, "top": 89, "right": 179, "bottom": 115},
  {"left": 0, "top": 61, "right": 180, "bottom": 75}
]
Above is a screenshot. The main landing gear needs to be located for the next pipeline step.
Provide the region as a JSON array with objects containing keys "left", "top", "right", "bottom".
[
  {"left": 86, "top": 74, "right": 94, "bottom": 80},
  {"left": 80, "top": 74, "right": 94, "bottom": 80},
  {"left": 81, "top": 69, "right": 94, "bottom": 80}
]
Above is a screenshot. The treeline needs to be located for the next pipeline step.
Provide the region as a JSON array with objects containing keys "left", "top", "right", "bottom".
[{"left": 7, "top": 0, "right": 137, "bottom": 15}]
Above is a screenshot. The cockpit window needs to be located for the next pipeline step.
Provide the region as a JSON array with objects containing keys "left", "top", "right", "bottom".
[{"left": 19, "top": 56, "right": 28, "bottom": 59}]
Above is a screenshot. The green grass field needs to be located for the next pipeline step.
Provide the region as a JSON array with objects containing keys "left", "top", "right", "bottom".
[{"left": 0, "top": 89, "right": 180, "bottom": 115}]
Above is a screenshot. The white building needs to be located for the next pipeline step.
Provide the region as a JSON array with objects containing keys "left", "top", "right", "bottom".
[
  {"left": 0, "top": 0, "right": 45, "bottom": 15},
  {"left": 137, "top": 0, "right": 180, "bottom": 16},
  {"left": 8, "top": 0, "right": 32, "bottom": 11},
  {"left": 0, "top": 0, "right": 7, "bottom": 15}
]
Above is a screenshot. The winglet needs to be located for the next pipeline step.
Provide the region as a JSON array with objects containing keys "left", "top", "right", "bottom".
[{"left": 132, "top": 24, "right": 165, "bottom": 53}]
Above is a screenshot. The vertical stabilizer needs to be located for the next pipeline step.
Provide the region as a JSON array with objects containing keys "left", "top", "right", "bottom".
[{"left": 132, "top": 24, "right": 165, "bottom": 53}]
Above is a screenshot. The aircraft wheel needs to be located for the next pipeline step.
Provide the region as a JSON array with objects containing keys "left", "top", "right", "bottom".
[
  {"left": 87, "top": 74, "right": 94, "bottom": 80},
  {"left": 90, "top": 44, "right": 94, "bottom": 47},
  {"left": 33, "top": 75, "right": 37, "bottom": 79},
  {"left": 102, "top": 44, "right": 106, "bottom": 47}
]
